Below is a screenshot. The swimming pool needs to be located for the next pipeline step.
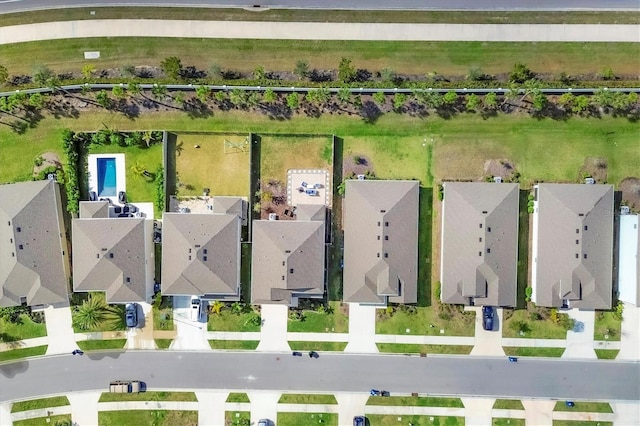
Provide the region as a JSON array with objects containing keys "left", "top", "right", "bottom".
[{"left": 97, "top": 157, "right": 117, "bottom": 197}]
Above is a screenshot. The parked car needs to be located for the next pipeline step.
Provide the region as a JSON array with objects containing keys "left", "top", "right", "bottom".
[
  {"left": 190, "top": 296, "right": 201, "bottom": 322},
  {"left": 370, "top": 389, "right": 380, "bottom": 396},
  {"left": 257, "top": 420, "right": 270, "bottom": 426},
  {"left": 292, "top": 351, "right": 303, "bottom": 356},
  {"left": 380, "top": 390, "right": 390, "bottom": 397},
  {"left": 309, "top": 351, "right": 319, "bottom": 358},
  {"left": 109, "top": 380, "right": 142, "bottom": 393},
  {"left": 482, "top": 306, "right": 494, "bottom": 331},
  {"left": 353, "top": 415, "right": 365, "bottom": 426},
  {"left": 125, "top": 303, "right": 138, "bottom": 328}
]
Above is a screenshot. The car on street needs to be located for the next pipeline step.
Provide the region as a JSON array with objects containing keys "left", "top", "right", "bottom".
[
  {"left": 190, "top": 296, "right": 201, "bottom": 322},
  {"left": 257, "top": 420, "right": 270, "bottom": 426},
  {"left": 309, "top": 351, "right": 319, "bottom": 358},
  {"left": 353, "top": 415, "right": 365, "bottom": 426},
  {"left": 370, "top": 389, "right": 380, "bottom": 396},
  {"left": 292, "top": 351, "right": 303, "bottom": 356},
  {"left": 482, "top": 306, "right": 494, "bottom": 331},
  {"left": 125, "top": 303, "right": 138, "bottom": 328}
]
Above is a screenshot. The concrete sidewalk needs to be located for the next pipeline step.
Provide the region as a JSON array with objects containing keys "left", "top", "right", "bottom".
[{"left": 0, "top": 20, "right": 638, "bottom": 45}]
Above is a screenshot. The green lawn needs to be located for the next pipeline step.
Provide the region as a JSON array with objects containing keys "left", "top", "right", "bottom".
[
  {"left": 174, "top": 133, "right": 250, "bottom": 197},
  {"left": 98, "top": 410, "right": 198, "bottom": 426},
  {"left": 367, "top": 396, "right": 464, "bottom": 408},
  {"left": 14, "top": 415, "right": 72, "bottom": 426},
  {"left": 77, "top": 339, "right": 126, "bottom": 351},
  {"left": 493, "top": 399, "right": 525, "bottom": 410},
  {"left": 376, "top": 343, "right": 473, "bottom": 355},
  {"left": 503, "top": 347, "right": 565, "bottom": 357},
  {"left": 277, "top": 412, "right": 338, "bottom": 426},
  {"left": 259, "top": 135, "right": 332, "bottom": 184},
  {"left": 226, "top": 393, "right": 250, "bottom": 403},
  {"left": 99, "top": 391, "right": 197, "bottom": 402},
  {"left": 493, "top": 419, "right": 525, "bottom": 426},
  {"left": 208, "top": 340, "right": 259, "bottom": 350},
  {"left": 2, "top": 39, "right": 639, "bottom": 78},
  {"left": 153, "top": 296, "right": 175, "bottom": 331},
  {"left": 376, "top": 307, "right": 476, "bottom": 336},
  {"left": 278, "top": 394, "right": 337, "bottom": 404},
  {"left": 554, "top": 401, "right": 612, "bottom": 413},
  {"left": 502, "top": 309, "right": 569, "bottom": 339},
  {"left": 207, "top": 310, "right": 261, "bottom": 332},
  {"left": 553, "top": 422, "right": 612, "bottom": 426},
  {"left": 0, "top": 345, "right": 47, "bottom": 362},
  {"left": 366, "top": 415, "right": 464, "bottom": 426},
  {"left": 0, "top": 314, "right": 47, "bottom": 342},
  {"left": 225, "top": 411, "right": 250, "bottom": 426},
  {"left": 154, "top": 339, "right": 173, "bottom": 349},
  {"left": 11, "top": 396, "right": 70, "bottom": 413},
  {"left": 594, "top": 311, "right": 622, "bottom": 341},
  {"left": 595, "top": 349, "right": 619, "bottom": 360},
  {"left": 288, "top": 302, "right": 348, "bottom": 333},
  {"left": 289, "top": 341, "right": 347, "bottom": 351}
]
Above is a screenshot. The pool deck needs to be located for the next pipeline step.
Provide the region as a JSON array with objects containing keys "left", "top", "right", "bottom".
[{"left": 88, "top": 153, "right": 126, "bottom": 203}]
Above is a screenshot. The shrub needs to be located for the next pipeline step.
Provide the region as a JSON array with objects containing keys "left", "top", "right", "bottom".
[
  {"left": 525, "top": 287, "right": 533, "bottom": 302},
  {"left": 294, "top": 60, "right": 309, "bottom": 80},
  {"left": 435, "top": 281, "right": 442, "bottom": 299},
  {"left": 372, "top": 91, "right": 386, "bottom": 105},
  {"left": 437, "top": 184, "right": 444, "bottom": 201},
  {"left": 466, "top": 66, "right": 485, "bottom": 81},
  {"left": 155, "top": 165, "right": 165, "bottom": 213},
  {"left": 510, "top": 62, "right": 534, "bottom": 83},
  {"left": 614, "top": 301, "right": 624, "bottom": 320},
  {"left": 34, "top": 155, "right": 44, "bottom": 167},
  {"left": 338, "top": 57, "right": 356, "bottom": 83},
  {"left": 160, "top": 56, "right": 183, "bottom": 80},
  {"left": 598, "top": 67, "right": 616, "bottom": 81},
  {"left": 61, "top": 129, "right": 80, "bottom": 214}
]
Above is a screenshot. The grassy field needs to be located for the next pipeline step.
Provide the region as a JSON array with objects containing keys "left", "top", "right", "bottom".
[
  {"left": 288, "top": 302, "right": 348, "bottom": 333},
  {"left": 2, "top": 39, "right": 639, "bottom": 78},
  {"left": 98, "top": 410, "right": 198, "bottom": 426},
  {"left": 208, "top": 340, "right": 259, "bottom": 350},
  {"left": 11, "top": 396, "right": 70, "bottom": 413},
  {"left": 77, "top": 339, "right": 126, "bottom": 351},
  {"left": 207, "top": 310, "right": 260, "bottom": 332},
  {"left": 595, "top": 349, "right": 619, "bottom": 360},
  {"left": 14, "top": 415, "right": 72, "bottom": 426},
  {"left": 502, "top": 309, "right": 569, "bottom": 339},
  {"left": 552, "top": 422, "right": 612, "bottom": 426},
  {"left": 376, "top": 343, "right": 473, "bottom": 355},
  {"left": 289, "top": 341, "right": 347, "bottom": 351},
  {"left": 493, "top": 399, "right": 525, "bottom": 410},
  {"left": 376, "top": 307, "right": 476, "bottom": 336},
  {"left": 367, "top": 396, "right": 464, "bottom": 407},
  {"left": 366, "top": 415, "right": 464, "bottom": 426},
  {"left": 259, "top": 135, "right": 332, "bottom": 183},
  {"left": 554, "top": 401, "right": 612, "bottom": 413},
  {"left": 0, "top": 345, "right": 47, "bottom": 362},
  {"left": 226, "top": 411, "right": 250, "bottom": 426},
  {"left": 99, "top": 391, "right": 197, "bottom": 402},
  {"left": 226, "top": 393, "right": 250, "bottom": 403},
  {"left": 2, "top": 8, "right": 639, "bottom": 27},
  {"left": 174, "top": 133, "right": 249, "bottom": 197},
  {"left": 0, "top": 314, "right": 47, "bottom": 342},
  {"left": 277, "top": 412, "right": 337, "bottom": 426},
  {"left": 493, "top": 419, "right": 525, "bottom": 426},
  {"left": 278, "top": 394, "right": 338, "bottom": 404},
  {"left": 503, "top": 347, "right": 565, "bottom": 357},
  {"left": 594, "top": 311, "right": 622, "bottom": 341}
]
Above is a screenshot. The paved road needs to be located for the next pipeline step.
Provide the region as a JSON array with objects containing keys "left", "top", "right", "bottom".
[
  {"left": 1, "top": 352, "right": 638, "bottom": 403},
  {"left": 1, "top": 0, "right": 639, "bottom": 14}
]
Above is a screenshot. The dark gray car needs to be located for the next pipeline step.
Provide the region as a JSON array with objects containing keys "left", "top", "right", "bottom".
[{"left": 125, "top": 303, "right": 138, "bottom": 328}]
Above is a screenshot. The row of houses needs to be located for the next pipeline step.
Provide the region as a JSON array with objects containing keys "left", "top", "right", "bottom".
[{"left": 2, "top": 179, "right": 637, "bottom": 311}]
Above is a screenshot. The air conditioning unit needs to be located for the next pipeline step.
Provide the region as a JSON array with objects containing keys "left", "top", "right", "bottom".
[{"left": 268, "top": 213, "right": 277, "bottom": 221}]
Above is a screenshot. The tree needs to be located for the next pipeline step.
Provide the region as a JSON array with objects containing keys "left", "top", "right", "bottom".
[
  {"left": 28, "top": 93, "right": 45, "bottom": 109},
  {"left": 0, "top": 64, "right": 9, "bottom": 84},
  {"left": 598, "top": 67, "right": 616, "bottom": 81},
  {"left": 372, "top": 91, "right": 386, "bottom": 106},
  {"left": 131, "top": 161, "right": 147, "bottom": 177},
  {"left": 286, "top": 92, "right": 300, "bottom": 110},
  {"left": 627, "top": 91, "right": 639, "bottom": 108},
  {"left": 465, "top": 93, "right": 480, "bottom": 111},
  {"left": 230, "top": 88, "right": 248, "bottom": 108},
  {"left": 262, "top": 88, "right": 277, "bottom": 104},
  {"left": 442, "top": 91, "right": 458, "bottom": 105},
  {"left": 73, "top": 295, "right": 121, "bottom": 331},
  {"left": 246, "top": 91, "right": 260, "bottom": 109},
  {"left": 112, "top": 85, "right": 126, "bottom": 99},
  {"left": 392, "top": 93, "right": 407, "bottom": 111},
  {"left": 210, "top": 300, "right": 224, "bottom": 315},
  {"left": 572, "top": 95, "right": 590, "bottom": 114},
  {"left": 128, "top": 82, "right": 141, "bottom": 97},
  {"left": 173, "top": 91, "right": 185, "bottom": 106},
  {"left": 151, "top": 84, "right": 168, "bottom": 100},
  {"left": 337, "top": 87, "right": 351, "bottom": 106},
  {"left": 81, "top": 64, "right": 96, "bottom": 80},
  {"left": 509, "top": 62, "right": 534, "bottom": 84},
  {"left": 95, "top": 90, "right": 111, "bottom": 109},
  {"left": 557, "top": 93, "right": 575, "bottom": 109},
  {"left": 196, "top": 85, "right": 210, "bottom": 103},
  {"left": 294, "top": 60, "right": 309, "bottom": 80},
  {"left": 380, "top": 67, "right": 396, "bottom": 83},
  {"left": 531, "top": 92, "right": 548, "bottom": 112},
  {"left": 415, "top": 91, "right": 442, "bottom": 109},
  {"left": 231, "top": 302, "right": 244, "bottom": 315},
  {"left": 466, "top": 66, "right": 485, "bottom": 81},
  {"left": 253, "top": 65, "right": 266, "bottom": 81},
  {"left": 33, "top": 65, "right": 59, "bottom": 89},
  {"left": 160, "top": 56, "right": 183, "bottom": 80},
  {"left": 338, "top": 57, "right": 356, "bottom": 83},
  {"left": 593, "top": 88, "right": 614, "bottom": 109},
  {"left": 214, "top": 90, "right": 227, "bottom": 103}
]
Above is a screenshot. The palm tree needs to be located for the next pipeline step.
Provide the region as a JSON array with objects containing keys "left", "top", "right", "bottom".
[
  {"left": 73, "top": 295, "right": 121, "bottom": 331},
  {"left": 209, "top": 300, "right": 224, "bottom": 315},
  {"left": 231, "top": 301, "right": 244, "bottom": 315},
  {"left": 131, "top": 161, "right": 146, "bottom": 177}
]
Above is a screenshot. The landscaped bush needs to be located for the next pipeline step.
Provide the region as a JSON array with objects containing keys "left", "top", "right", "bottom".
[{"left": 61, "top": 129, "right": 80, "bottom": 214}]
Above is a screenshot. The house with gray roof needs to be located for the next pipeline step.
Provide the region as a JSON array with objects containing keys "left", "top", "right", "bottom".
[
  {"left": 0, "top": 180, "right": 70, "bottom": 307},
  {"left": 251, "top": 205, "right": 325, "bottom": 306},
  {"left": 532, "top": 183, "right": 614, "bottom": 309},
  {"left": 618, "top": 214, "right": 639, "bottom": 306},
  {"left": 73, "top": 213, "right": 154, "bottom": 304},
  {"left": 162, "top": 212, "right": 241, "bottom": 300},
  {"left": 212, "top": 196, "right": 247, "bottom": 226},
  {"left": 343, "top": 180, "right": 419, "bottom": 304},
  {"left": 440, "top": 182, "right": 519, "bottom": 307}
]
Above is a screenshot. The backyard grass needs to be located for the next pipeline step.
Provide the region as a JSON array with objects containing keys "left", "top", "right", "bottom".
[
  {"left": 493, "top": 399, "right": 525, "bottom": 410},
  {"left": 376, "top": 307, "right": 476, "bottom": 336},
  {"left": 0, "top": 345, "right": 47, "bottom": 362},
  {"left": 288, "top": 341, "right": 347, "bottom": 351},
  {"left": 553, "top": 401, "right": 612, "bottom": 413},
  {"left": 174, "top": 133, "right": 250, "bottom": 197},
  {"left": 367, "top": 396, "right": 464, "bottom": 408},
  {"left": 376, "top": 343, "right": 473, "bottom": 355},
  {"left": 595, "top": 349, "right": 619, "bottom": 360},
  {"left": 259, "top": 135, "right": 332, "bottom": 184},
  {"left": 287, "top": 301, "right": 348, "bottom": 333},
  {"left": 77, "top": 339, "right": 126, "bottom": 351},
  {"left": 366, "top": 415, "right": 464, "bottom": 426},
  {"left": 552, "top": 422, "right": 612, "bottom": 426},
  {"left": 0, "top": 314, "right": 47, "bottom": 342},
  {"left": 278, "top": 394, "right": 337, "bottom": 404},
  {"left": 154, "top": 339, "right": 173, "bottom": 349},
  {"left": 14, "top": 415, "right": 72, "bottom": 426},
  {"left": 277, "top": 412, "right": 338, "bottom": 426},
  {"left": 98, "top": 410, "right": 198, "bottom": 426},
  {"left": 593, "top": 311, "right": 622, "bottom": 341},
  {"left": 502, "top": 309, "right": 569, "bottom": 339},
  {"left": 208, "top": 340, "right": 259, "bottom": 350},
  {"left": 2, "top": 39, "right": 639, "bottom": 78},
  {"left": 493, "top": 419, "right": 525, "bottom": 426},
  {"left": 11, "top": 396, "right": 70, "bottom": 413},
  {"left": 153, "top": 296, "right": 175, "bottom": 331},
  {"left": 225, "top": 393, "right": 250, "bottom": 403},
  {"left": 225, "top": 411, "right": 250, "bottom": 426},
  {"left": 207, "top": 310, "right": 261, "bottom": 332},
  {"left": 99, "top": 391, "right": 197, "bottom": 402},
  {"left": 503, "top": 347, "right": 565, "bottom": 357}
]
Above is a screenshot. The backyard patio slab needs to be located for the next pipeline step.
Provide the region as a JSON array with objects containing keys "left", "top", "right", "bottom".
[{"left": 287, "top": 169, "right": 331, "bottom": 207}]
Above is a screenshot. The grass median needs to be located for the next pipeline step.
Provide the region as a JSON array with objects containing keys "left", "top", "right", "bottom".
[
  {"left": 11, "top": 396, "right": 70, "bottom": 413},
  {"left": 13, "top": 414, "right": 72, "bottom": 426},
  {"left": 0, "top": 345, "right": 47, "bottom": 362}
]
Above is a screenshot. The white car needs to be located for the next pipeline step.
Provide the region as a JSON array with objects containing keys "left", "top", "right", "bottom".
[{"left": 190, "top": 296, "right": 201, "bottom": 322}]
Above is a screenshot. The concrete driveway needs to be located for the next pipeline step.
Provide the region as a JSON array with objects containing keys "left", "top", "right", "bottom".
[
  {"left": 257, "top": 304, "right": 290, "bottom": 352},
  {"left": 170, "top": 296, "right": 210, "bottom": 350},
  {"left": 562, "top": 308, "right": 596, "bottom": 359},
  {"left": 345, "top": 303, "right": 378, "bottom": 353},
  {"left": 125, "top": 302, "right": 156, "bottom": 350},
  {"left": 618, "top": 303, "right": 640, "bottom": 360},
  {"left": 469, "top": 306, "right": 504, "bottom": 356},
  {"left": 43, "top": 302, "right": 78, "bottom": 355}
]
